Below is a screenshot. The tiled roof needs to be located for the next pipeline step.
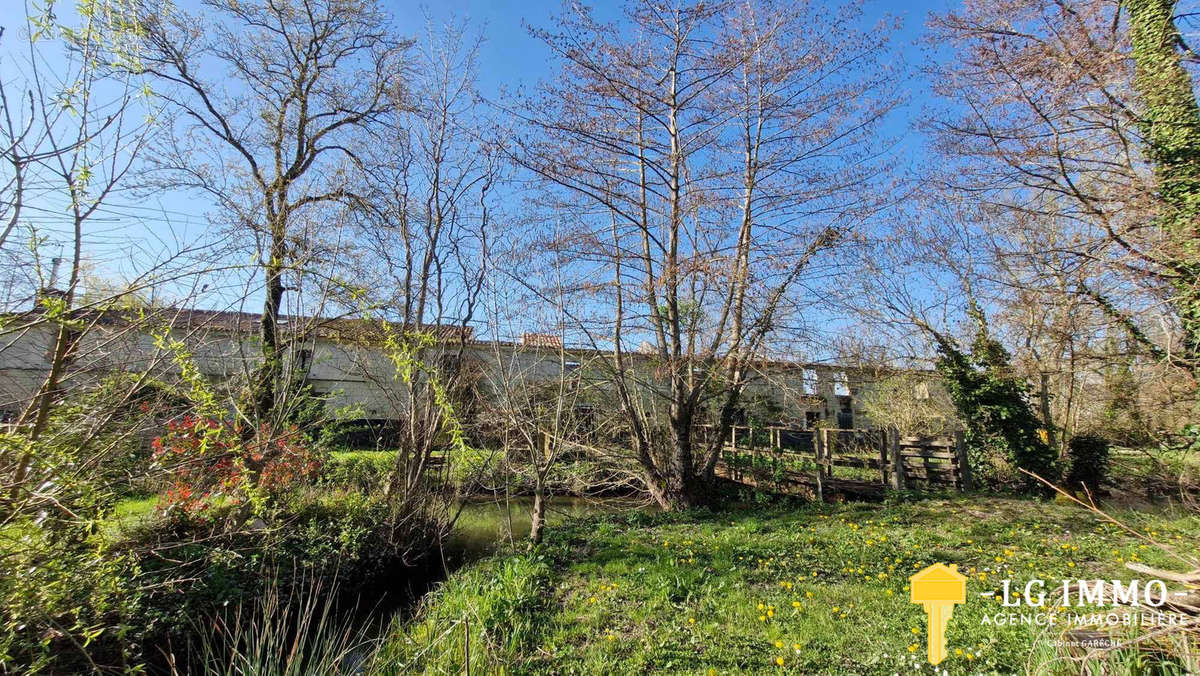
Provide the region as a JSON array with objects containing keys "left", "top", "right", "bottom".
[
  {"left": 519, "top": 332, "right": 563, "bottom": 348},
  {"left": 92, "top": 308, "right": 475, "bottom": 343}
]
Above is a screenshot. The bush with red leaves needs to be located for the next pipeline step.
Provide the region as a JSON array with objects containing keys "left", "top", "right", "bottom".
[{"left": 151, "top": 416, "right": 321, "bottom": 514}]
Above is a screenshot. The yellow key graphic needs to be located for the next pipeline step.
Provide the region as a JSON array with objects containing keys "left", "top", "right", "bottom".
[{"left": 910, "top": 563, "right": 967, "bottom": 665}]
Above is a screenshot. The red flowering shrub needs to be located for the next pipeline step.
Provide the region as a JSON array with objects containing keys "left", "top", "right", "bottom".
[
  {"left": 151, "top": 416, "right": 321, "bottom": 514},
  {"left": 254, "top": 431, "right": 324, "bottom": 492}
]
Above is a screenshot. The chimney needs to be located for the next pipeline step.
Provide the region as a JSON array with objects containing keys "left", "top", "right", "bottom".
[
  {"left": 32, "top": 257, "right": 66, "bottom": 312},
  {"left": 48, "top": 257, "right": 62, "bottom": 288}
]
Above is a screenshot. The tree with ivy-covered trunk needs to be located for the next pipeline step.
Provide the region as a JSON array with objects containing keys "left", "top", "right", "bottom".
[
  {"left": 1124, "top": 0, "right": 1200, "bottom": 407},
  {"left": 928, "top": 0, "right": 1200, "bottom": 442},
  {"left": 933, "top": 313, "right": 1060, "bottom": 493}
]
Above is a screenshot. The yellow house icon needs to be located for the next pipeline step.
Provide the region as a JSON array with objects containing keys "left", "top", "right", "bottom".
[{"left": 910, "top": 563, "right": 967, "bottom": 665}]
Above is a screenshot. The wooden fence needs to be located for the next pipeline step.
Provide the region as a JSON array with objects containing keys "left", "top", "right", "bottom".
[{"left": 714, "top": 425, "right": 970, "bottom": 498}]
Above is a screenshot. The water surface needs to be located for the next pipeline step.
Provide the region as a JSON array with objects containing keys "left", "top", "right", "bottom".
[{"left": 442, "top": 495, "right": 651, "bottom": 564}]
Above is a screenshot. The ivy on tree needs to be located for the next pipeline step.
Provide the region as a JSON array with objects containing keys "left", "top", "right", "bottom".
[{"left": 934, "top": 313, "right": 1060, "bottom": 493}]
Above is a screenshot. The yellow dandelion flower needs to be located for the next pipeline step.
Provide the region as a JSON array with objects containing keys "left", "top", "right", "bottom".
[
  {"left": 775, "top": 657, "right": 785, "bottom": 667},
  {"left": 908, "top": 644, "right": 918, "bottom": 653},
  {"left": 792, "top": 601, "right": 801, "bottom": 608},
  {"left": 774, "top": 640, "right": 783, "bottom": 648}
]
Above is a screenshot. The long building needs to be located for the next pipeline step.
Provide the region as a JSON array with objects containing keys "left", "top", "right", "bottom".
[{"left": 0, "top": 306, "right": 894, "bottom": 436}]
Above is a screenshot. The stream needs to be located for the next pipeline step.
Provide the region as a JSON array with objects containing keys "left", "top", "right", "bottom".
[{"left": 441, "top": 495, "right": 650, "bottom": 564}]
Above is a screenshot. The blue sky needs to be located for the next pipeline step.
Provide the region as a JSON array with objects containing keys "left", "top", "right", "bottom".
[
  {"left": 2, "top": 0, "right": 958, "bottom": 331},
  {"left": 394, "top": 0, "right": 953, "bottom": 95}
]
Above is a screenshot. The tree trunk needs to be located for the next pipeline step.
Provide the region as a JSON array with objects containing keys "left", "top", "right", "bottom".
[
  {"left": 252, "top": 225, "right": 287, "bottom": 429},
  {"left": 528, "top": 489, "right": 546, "bottom": 545},
  {"left": 663, "top": 404, "right": 700, "bottom": 510},
  {"left": 24, "top": 322, "right": 76, "bottom": 440},
  {"left": 1125, "top": 0, "right": 1200, "bottom": 401}
]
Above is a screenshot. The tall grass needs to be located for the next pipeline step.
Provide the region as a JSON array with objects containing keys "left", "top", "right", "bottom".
[{"left": 181, "top": 573, "right": 381, "bottom": 676}]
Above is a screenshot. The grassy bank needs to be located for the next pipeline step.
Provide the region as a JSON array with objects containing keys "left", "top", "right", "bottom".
[{"left": 382, "top": 496, "right": 1199, "bottom": 674}]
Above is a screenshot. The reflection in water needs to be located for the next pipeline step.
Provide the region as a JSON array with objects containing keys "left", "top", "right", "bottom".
[{"left": 442, "top": 496, "right": 649, "bottom": 564}]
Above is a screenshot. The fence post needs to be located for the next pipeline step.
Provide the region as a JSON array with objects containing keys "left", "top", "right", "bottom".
[
  {"left": 954, "top": 430, "right": 971, "bottom": 491},
  {"left": 888, "top": 429, "right": 904, "bottom": 490},
  {"left": 813, "top": 430, "right": 824, "bottom": 502},
  {"left": 821, "top": 429, "right": 832, "bottom": 478},
  {"left": 877, "top": 430, "right": 888, "bottom": 487}
]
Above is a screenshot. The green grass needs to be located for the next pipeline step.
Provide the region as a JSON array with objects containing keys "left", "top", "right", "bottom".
[
  {"left": 381, "top": 496, "right": 1199, "bottom": 674},
  {"left": 104, "top": 494, "right": 159, "bottom": 536}
]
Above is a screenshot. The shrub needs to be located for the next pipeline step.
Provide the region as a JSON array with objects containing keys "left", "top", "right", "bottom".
[
  {"left": 935, "top": 324, "right": 1060, "bottom": 492},
  {"left": 1065, "top": 434, "right": 1111, "bottom": 495},
  {"left": 47, "top": 372, "right": 191, "bottom": 497},
  {"left": 126, "top": 487, "right": 441, "bottom": 659},
  {"left": 1, "top": 429, "right": 145, "bottom": 671},
  {"left": 151, "top": 418, "right": 322, "bottom": 515},
  {"left": 0, "top": 520, "right": 143, "bottom": 672}
]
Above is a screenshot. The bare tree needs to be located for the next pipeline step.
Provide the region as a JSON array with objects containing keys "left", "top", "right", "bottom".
[
  {"left": 129, "top": 0, "right": 410, "bottom": 429},
  {"left": 514, "top": 0, "right": 899, "bottom": 508},
  {"left": 926, "top": 0, "right": 1200, "bottom": 416},
  {"left": 0, "top": 2, "right": 155, "bottom": 449},
  {"left": 347, "top": 16, "right": 499, "bottom": 503},
  {"left": 479, "top": 219, "right": 613, "bottom": 544}
]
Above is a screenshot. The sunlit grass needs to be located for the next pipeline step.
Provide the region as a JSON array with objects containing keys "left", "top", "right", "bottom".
[
  {"left": 103, "top": 494, "right": 159, "bottom": 536},
  {"left": 383, "top": 496, "right": 1200, "bottom": 674}
]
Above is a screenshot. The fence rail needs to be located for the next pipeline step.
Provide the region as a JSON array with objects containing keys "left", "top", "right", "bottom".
[{"left": 710, "top": 424, "right": 969, "bottom": 498}]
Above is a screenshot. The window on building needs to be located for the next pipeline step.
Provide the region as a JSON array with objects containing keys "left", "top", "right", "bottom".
[
  {"left": 833, "top": 372, "right": 850, "bottom": 397},
  {"left": 801, "top": 368, "right": 818, "bottom": 394}
]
